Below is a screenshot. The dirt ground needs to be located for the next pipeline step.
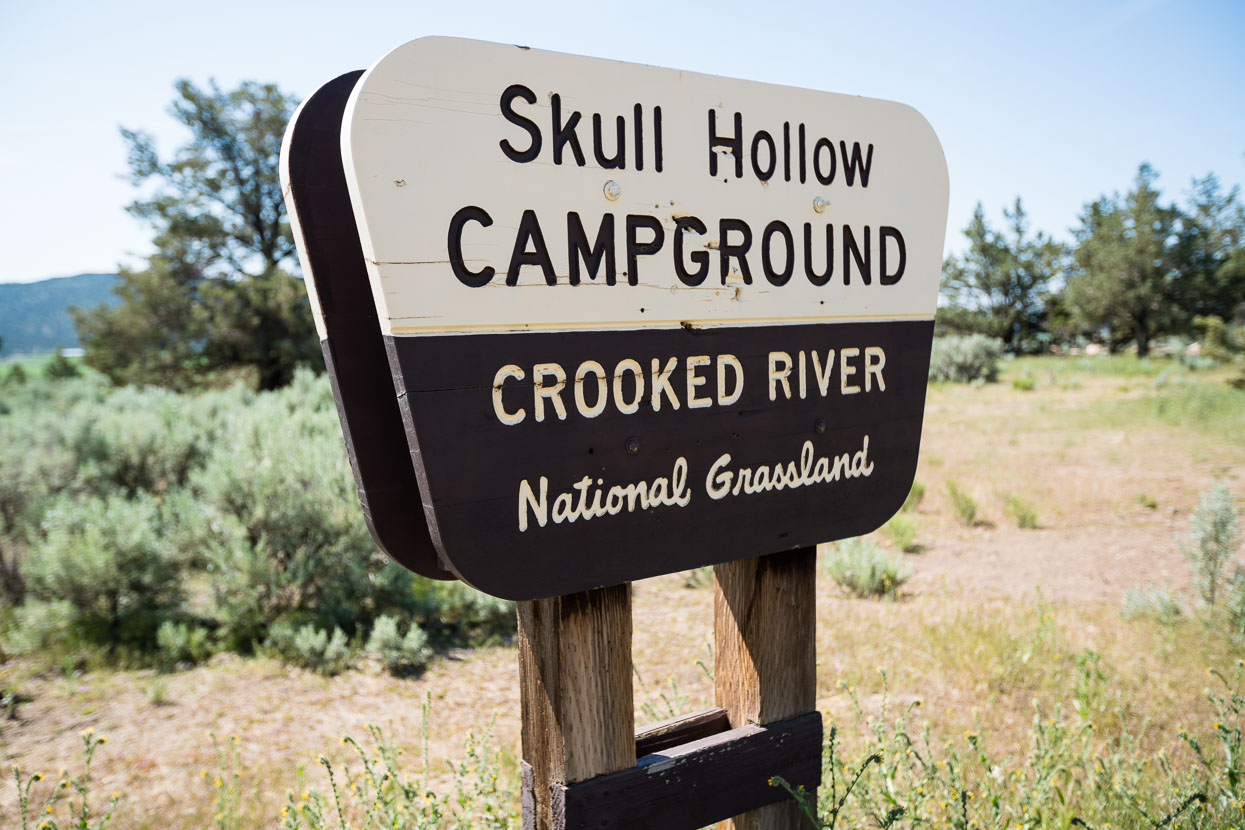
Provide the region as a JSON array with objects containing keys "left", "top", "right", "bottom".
[{"left": 2, "top": 365, "right": 1242, "bottom": 827}]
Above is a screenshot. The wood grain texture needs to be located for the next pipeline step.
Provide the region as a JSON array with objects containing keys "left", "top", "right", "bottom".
[
  {"left": 714, "top": 549, "right": 817, "bottom": 830},
  {"left": 519, "top": 585, "right": 634, "bottom": 830},
  {"left": 553, "top": 712, "right": 822, "bottom": 830},
  {"left": 634, "top": 706, "right": 730, "bottom": 758}
]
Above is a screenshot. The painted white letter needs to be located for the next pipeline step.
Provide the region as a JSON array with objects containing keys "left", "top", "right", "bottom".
[
  {"left": 574, "top": 360, "right": 608, "bottom": 418},
  {"left": 840, "top": 347, "right": 861, "bottom": 395},
  {"left": 865, "top": 347, "right": 886, "bottom": 392},
  {"left": 717, "top": 354, "right": 744, "bottom": 406},
  {"left": 492, "top": 364, "right": 526, "bottom": 426},
  {"left": 518, "top": 476, "right": 548, "bottom": 532},
  {"left": 651, "top": 357, "right": 681, "bottom": 411},
  {"left": 613, "top": 358, "right": 645, "bottom": 415},
  {"left": 768, "top": 351, "right": 793, "bottom": 401},
  {"left": 533, "top": 363, "right": 568, "bottom": 421},
  {"left": 811, "top": 350, "right": 835, "bottom": 396},
  {"left": 686, "top": 355, "right": 711, "bottom": 409}
]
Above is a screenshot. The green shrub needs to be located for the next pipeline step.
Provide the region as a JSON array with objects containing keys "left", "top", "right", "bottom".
[
  {"left": 409, "top": 579, "right": 516, "bottom": 647},
  {"left": 1, "top": 370, "right": 514, "bottom": 665},
  {"left": 155, "top": 620, "right": 214, "bottom": 669},
  {"left": 146, "top": 675, "right": 169, "bottom": 705},
  {"left": 882, "top": 514, "right": 918, "bottom": 552},
  {"left": 945, "top": 480, "right": 978, "bottom": 525},
  {"left": 190, "top": 390, "right": 416, "bottom": 649},
  {"left": 927, "top": 334, "right": 1003, "bottom": 383},
  {"left": 1122, "top": 584, "right": 1184, "bottom": 626},
  {"left": 44, "top": 349, "right": 81, "bottom": 380},
  {"left": 1136, "top": 493, "right": 1158, "bottom": 510},
  {"left": 901, "top": 480, "right": 924, "bottom": 513},
  {"left": 1181, "top": 481, "right": 1241, "bottom": 609},
  {"left": 67, "top": 386, "right": 206, "bottom": 495},
  {"left": 365, "top": 614, "right": 432, "bottom": 675},
  {"left": 265, "top": 622, "right": 353, "bottom": 675},
  {"left": 3, "top": 598, "right": 81, "bottom": 656},
  {"left": 0, "top": 411, "right": 79, "bottom": 605},
  {"left": 1004, "top": 494, "right": 1039, "bottom": 528},
  {"left": 1225, "top": 571, "right": 1245, "bottom": 639},
  {"left": 1011, "top": 373, "right": 1037, "bottom": 391},
  {"left": 823, "top": 538, "right": 912, "bottom": 598},
  {"left": 21, "top": 493, "right": 182, "bottom": 651},
  {"left": 1195, "top": 315, "right": 1244, "bottom": 364}
]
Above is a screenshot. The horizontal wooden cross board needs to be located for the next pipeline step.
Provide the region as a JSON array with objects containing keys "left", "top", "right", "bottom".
[{"left": 530, "top": 711, "right": 823, "bottom": 830}]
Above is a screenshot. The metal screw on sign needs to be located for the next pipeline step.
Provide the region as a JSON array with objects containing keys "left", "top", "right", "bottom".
[
  {"left": 814, "top": 417, "right": 826, "bottom": 435},
  {"left": 603, "top": 180, "right": 621, "bottom": 201},
  {"left": 813, "top": 196, "right": 830, "bottom": 213},
  {"left": 625, "top": 436, "right": 640, "bottom": 455}
]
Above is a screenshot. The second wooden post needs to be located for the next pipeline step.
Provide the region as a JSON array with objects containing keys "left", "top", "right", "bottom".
[{"left": 715, "top": 548, "right": 818, "bottom": 830}]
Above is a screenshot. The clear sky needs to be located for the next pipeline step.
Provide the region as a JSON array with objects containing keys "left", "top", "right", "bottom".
[{"left": 1, "top": 0, "right": 1242, "bottom": 283}]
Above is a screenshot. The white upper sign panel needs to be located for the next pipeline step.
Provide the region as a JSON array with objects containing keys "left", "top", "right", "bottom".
[{"left": 342, "top": 37, "right": 948, "bottom": 336}]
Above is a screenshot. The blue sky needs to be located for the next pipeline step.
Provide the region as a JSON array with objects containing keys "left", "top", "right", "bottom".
[{"left": 1, "top": 0, "right": 1242, "bottom": 282}]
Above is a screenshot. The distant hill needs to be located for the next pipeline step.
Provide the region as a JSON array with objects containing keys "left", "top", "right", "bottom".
[{"left": 0, "top": 273, "right": 118, "bottom": 357}]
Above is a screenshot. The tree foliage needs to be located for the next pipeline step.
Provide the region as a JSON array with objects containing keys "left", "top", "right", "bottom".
[
  {"left": 1173, "top": 174, "right": 1245, "bottom": 326},
  {"left": 938, "top": 199, "right": 1066, "bottom": 353},
  {"left": 1066, "top": 164, "right": 1186, "bottom": 356},
  {"left": 73, "top": 79, "right": 318, "bottom": 390}
]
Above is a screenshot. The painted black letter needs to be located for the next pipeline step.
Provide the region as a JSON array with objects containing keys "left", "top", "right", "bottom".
[
  {"left": 625, "top": 215, "right": 665, "bottom": 286},
  {"left": 803, "top": 223, "right": 833, "bottom": 286},
  {"left": 568, "top": 212, "right": 617, "bottom": 285},
  {"left": 674, "top": 216, "right": 709, "bottom": 286},
  {"left": 880, "top": 226, "right": 906, "bottom": 285},
  {"left": 798, "top": 124, "right": 807, "bottom": 184},
  {"left": 507, "top": 210, "right": 556, "bottom": 286},
  {"left": 708, "top": 110, "right": 743, "bottom": 178},
  {"left": 499, "top": 85, "right": 540, "bottom": 163},
  {"left": 593, "top": 113, "right": 626, "bottom": 169},
  {"left": 719, "top": 218, "right": 753, "bottom": 285},
  {"left": 448, "top": 206, "right": 495, "bottom": 287},
  {"left": 840, "top": 141, "right": 874, "bottom": 187},
  {"left": 782, "top": 122, "right": 792, "bottom": 182},
  {"left": 633, "top": 104, "right": 644, "bottom": 171},
  {"left": 813, "top": 137, "right": 836, "bottom": 185},
  {"left": 751, "top": 130, "right": 776, "bottom": 181},
  {"left": 551, "top": 94, "right": 585, "bottom": 166},
  {"left": 843, "top": 225, "right": 871, "bottom": 285},
  {"left": 761, "top": 221, "right": 794, "bottom": 286},
  {"left": 654, "top": 106, "right": 664, "bottom": 172}
]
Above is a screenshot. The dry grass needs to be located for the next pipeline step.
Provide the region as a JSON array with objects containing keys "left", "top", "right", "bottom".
[{"left": 3, "top": 357, "right": 1244, "bottom": 827}]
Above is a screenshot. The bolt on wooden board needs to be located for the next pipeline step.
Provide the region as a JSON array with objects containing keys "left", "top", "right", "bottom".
[{"left": 291, "top": 36, "right": 948, "bottom": 601}]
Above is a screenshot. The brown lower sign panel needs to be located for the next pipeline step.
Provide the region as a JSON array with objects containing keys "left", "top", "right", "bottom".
[{"left": 387, "top": 319, "right": 932, "bottom": 600}]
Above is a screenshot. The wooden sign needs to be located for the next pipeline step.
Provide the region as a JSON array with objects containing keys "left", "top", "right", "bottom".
[
  {"left": 332, "top": 37, "right": 947, "bottom": 600},
  {"left": 281, "top": 71, "right": 452, "bottom": 580}
]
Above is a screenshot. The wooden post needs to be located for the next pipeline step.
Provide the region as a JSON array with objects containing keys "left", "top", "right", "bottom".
[
  {"left": 518, "top": 584, "right": 634, "bottom": 830},
  {"left": 714, "top": 548, "right": 818, "bottom": 830}
]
